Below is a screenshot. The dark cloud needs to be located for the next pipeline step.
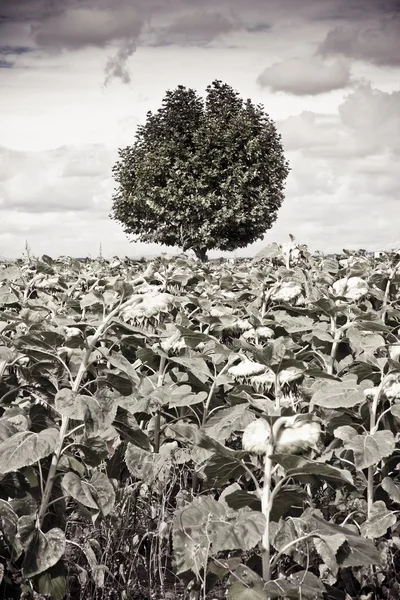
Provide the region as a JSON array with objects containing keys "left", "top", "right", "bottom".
[
  {"left": 0, "top": 45, "right": 33, "bottom": 54},
  {"left": 152, "top": 10, "right": 241, "bottom": 46},
  {"left": 103, "top": 38, "right": 137, "bottom": 85},
  {"left": 31, "top": 6, "right": 143, "bottom": 49},
  {"left": 257, "top": 56, "right": 352, "bottom": 96},
  {"left": 245, "top": 22, "right": 271, "bottom": 32},
  {"left": 318, "top": 19, "right": 400, "bottom": 66},
  {"left": 0, "top": 1, "right": 145, "bottom": 84}
]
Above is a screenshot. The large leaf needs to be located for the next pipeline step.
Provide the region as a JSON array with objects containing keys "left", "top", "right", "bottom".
[
  {"left": 62, "top": 472, "right": 98, "bottom": 510},
  {"left": 305, "top": 512, "right": 381, "bottom": 567},
  {"left": 360, "top": 501, "right": 397, "bottom": 539},
  {"left": 0, "top": 429, "right": 58, "bottom": 474},
  {"left": 271, "top": 455, "right": 354, "bottom": 487},
  {"left": 113, "top": 411, "right": 152, "bottom": 451},
  {"left": 55, "top": 389, "right": 117, "bottom": 436},
  {"left": 0, "top": 418, "right": 22, "bottom": 443},
  {"left": 224, "top": 490, "right": 261, "bottom": 511},
  {"left": 151, "top": 383, "right": 207, "bottom": 408},
  {"left": 173, "top": 496, "right": 264, "bottom": 576},
  {"left": 213, "top": 509, "right": 265, "bottom": 553},
  {"left": 226, "top": 484, "right": 307, "bottom": 521},
  {"left": 204, "top": 404, "right": 254, "bottom": 442},
  {"left": 382, "top": 476, "right": 400, "bottom": 503},
  {"left": 263, "top": 571, "right": 326, "bottom": 600},
  {"left": 90, "top": 471, "right": 116, "bottom": 517},
  {"left": 334, "top": 426, "right": 395, "bottom": 469},
  {"left": 99, "top": 349, "right": 140, "bottom": 385},
  {"left": 227, "top": 565, "right": 267, "bottom": 600},
  {"left": 314, "top": 533, "right": 346, "bottom": 573},
  {"left": 169, "top": 355, "right": 213, "bottom": 383},
  {"left": 20, "top": 518, "right": 66, "bottom": 578},
  {"left": 273, "top": 312, "right": 315, "bottom": 333},
  {"left": 125, "top": 443, "right": 178, "bottom": 486},
  {"left": 37, "top": 571, "right": 67, "bottom": 600},
  {"left": 0, "top": 499, "right": 23, "bottom": 557},
  {"left": 311, "top": 379, "right": 366, "bottom": 409}
]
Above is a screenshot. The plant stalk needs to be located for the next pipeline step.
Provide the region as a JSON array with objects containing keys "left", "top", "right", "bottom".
[
  {"left": 261, "top": 443, "right": 274, "bottom": 583},
  {"left": 37, "top": 292, "right": 142, "bottom": 528},
  {"left": 154, "top": 355, "right": 167, "bottom": 453}
]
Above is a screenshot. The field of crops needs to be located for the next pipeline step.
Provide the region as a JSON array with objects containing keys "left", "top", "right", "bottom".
[{"left": 1, "top": 242, "right": 400, "bottom": 600}]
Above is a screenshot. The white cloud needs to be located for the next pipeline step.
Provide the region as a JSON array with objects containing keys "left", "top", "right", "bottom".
[
  {"left": 257, "top": 56, "right": 352, "bottom": 96},
  {"left": 279, "top": 83, "right": 400, "bottom": 158},
  {"left": 338, "top": 83, "right": 400, "bottom": 156},
  {"left": 0, "top": 144, "right": 116, "bottom": 213}
]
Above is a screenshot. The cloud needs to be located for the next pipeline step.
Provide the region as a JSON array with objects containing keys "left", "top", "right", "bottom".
[
  {"left": 103, "top": 38, "right": 137, "bottom": 85},
  {"left": 257, "top": 56, "right": 352, "bottom": 95},
  {"left": 0, "top": 144, "right": 116, "bottom": 214},
  {"left": 153, "top": 10, "right": 240, "bottom": 46},
  {"left": 278, "top": 83, "right": 400, "bottom": 158},
  {"left": 338, "top": 83, "right": 400, "bottom": 156},
  {"left": 31, "top": 6, "right": 144, "bottom": 49},
  {"left": 318, "top": 20, "right": 400, "bottom": 66}
]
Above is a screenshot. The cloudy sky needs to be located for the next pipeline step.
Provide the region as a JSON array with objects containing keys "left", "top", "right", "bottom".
[{"left": 1, "top": 0, "right": 399, "bottom": 259}]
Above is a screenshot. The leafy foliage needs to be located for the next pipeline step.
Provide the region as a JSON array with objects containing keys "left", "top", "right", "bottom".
[
  {"left": 1, "top": 245, "right": 400, "bottom": 599},
  {"left": 110, "top": 80, "right": 290, "bottom": 260}
]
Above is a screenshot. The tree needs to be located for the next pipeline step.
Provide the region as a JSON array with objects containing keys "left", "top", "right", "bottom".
[{"left": 110, "top": 80, "right": 290, "bottom": 261}]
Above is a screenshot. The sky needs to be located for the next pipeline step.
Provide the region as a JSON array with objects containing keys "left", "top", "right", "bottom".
[{"left": 0, "top": 0, "right": 399, "bottom": 259}]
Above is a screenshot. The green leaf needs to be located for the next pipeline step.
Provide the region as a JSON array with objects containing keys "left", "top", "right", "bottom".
[
  {"left": 224, "top": 490, "right": 261, "bottom": 511},
  {"left": 271, "top": 455, "right": 354, "bottom": 487},
  {"left": 0, "top": 418, "right": 21, "bottom": 443},
  {"left": 0, "top": 287, "right": 19, "bottom": 305},
  {"left": 264, "top": 571, "right": 326, "bottom": 599},
  {"left": 176, "top": 326, "right": 214, "bottom": 349},
  {"left": 113, "top": 411, "right": 152, "bottom": 451},
  {"left": 311, "top": 380, "right": 366, "bottom": 409},
  {"left": 213, "top": 509, "right": 266, "bottom": 553},
  {"left": 37, "top": 572, "right": 67, "bottom": 600},
  {"left": 151, "top": 383, "right": 208, "bottom": 408},
  {"left": 204, "top": 453, "right": 247, "bottom": 486},
  {"left": 61, "top": 472, "right": 98, "bottom": 510},
  {"left": 382, "top": 476, "right": 400, "bottom": 503},
  {"left": 314, "top": 533, "right": 346, "bottom": 573},
  {"left": 169, "top": 355, "right": 213, "bottom": 383},
  {"left": 360, "top": 501, "right": 397, "bottom": 539},
  {"left": 273, "top": 311, "right": 315, "bottom": 333},
  {"left": 173, "top": 496, "right": 264, "bottom": 576},
  {"left": 0, "top": 429, "right": 58, "bottom": 474},
  {"left": 334, "top": 426, "right": 395, "bottom": 469},
  {"left": 0, "top": 499, "right": 23, "bottom": 557},
  {"left": 125, "top": 444, "right": 176, "bottom": 485},
  {"left": 90, "top": 471, "right": 115, "bottom": 517},
  {"left": 80, "top": 292, "right": 103, "bottom": 308},
  {"left": 22, "top": 526, "right": 66, "bottom": 578},
  {"left": 55, "top": 389, "right": 117, "bottom": 436},
  {"left": 204, "top": 404, "right": 254, "bottom": 442},
  {"left": 99, "top": 349, "right": 140, "bottom": 385},
  {"left": 270, "top": 486, "right": 308, "bottom": 521},
  {"left": 305, "top": 513, "right": 381, "bottom": 567},
  {"left": 227, "top": 565, "right": 267, "bottom": 600}
]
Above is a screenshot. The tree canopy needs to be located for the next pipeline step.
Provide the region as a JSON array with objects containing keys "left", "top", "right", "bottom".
[{"left": 110, "top": 80, "right": 290, "bottom": 261}]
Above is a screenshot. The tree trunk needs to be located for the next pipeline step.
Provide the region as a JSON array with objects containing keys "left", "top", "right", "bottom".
[{"left": 194, "top": 247, "right": 208, "bottom": 262}]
